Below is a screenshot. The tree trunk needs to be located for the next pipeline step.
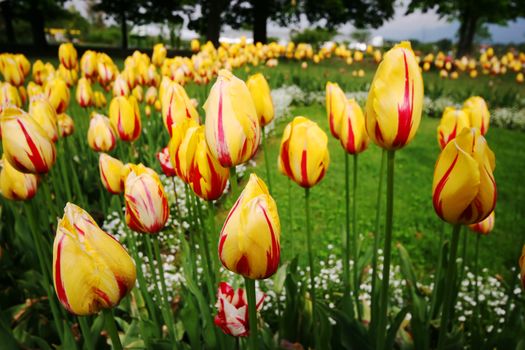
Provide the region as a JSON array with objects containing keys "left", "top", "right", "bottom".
[
  {"left": 120, "top": 11, "right": 128, "bottom": 50},
  {"left": 0, "top": 0, "right": 16, "bottom": 44},
  {"left": 206, "top": 0, "right": 223, "bottom": 47},
  {"left": 456, "top": 12, "right": 478, "bottom": 57},
  {"left": 30, "top": 9, "right": 47, "bottom": 48},
  {"left": 253, "top": 0, "right": 268, "bottom": 44}
]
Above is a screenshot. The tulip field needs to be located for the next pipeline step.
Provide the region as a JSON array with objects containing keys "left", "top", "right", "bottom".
[{"left": 1, "top": 41, "right": 525, "bottom": 350}]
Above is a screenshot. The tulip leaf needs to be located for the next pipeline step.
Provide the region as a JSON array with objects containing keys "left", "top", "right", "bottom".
[
  {"left": 272, "top": 262, "right": 289, "bottom": 295},
  {"left": 179, "top": 287, "right": 201, "bottom": 350},
  {"left": 384, "top": 306, "right": 409, "bottom": 350}
]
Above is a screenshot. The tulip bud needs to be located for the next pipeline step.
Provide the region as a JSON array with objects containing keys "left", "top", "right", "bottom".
[
  {"left": 88, "top": 113, "right": 117, "bottom": 152},
  {"left": 0, "top": 156, "right": 38, "bottom": 201},
  {"left": 161, "top": 81, "right": 200, "bottom": 136},
  {"left": 179, "top": 125, "right": 229, "bottom": 200},
  {"left": 204, "top": 70, "right": 260, "bottom": 167},
  {"left": 468, "top": 211, "right": 495, "bottom": 235},
  {"left": 93, "top": 91, "right": 107, "bottom": 108},
  {"left": 437, "top": 107, "right": 470, "bottom": 149},
  {"left": 53, "top": 203, "right": 136, "bottom": 315},
  {"left": 246, "top": 73, "right": 274, "bottom": 127},
  {"left": 463, "top": 96, "right": 490, "bottom": 135},
  {"left": 325, "top": 82, "right": 347, "bottom": 139},
  {"left": 80, "top": 50, "right": 97, "bottom": 78},
  {"left": 168, "top": 119, "right": 199, "bottom": 181},
  {"left": 365, "top": 41, "right": 424, "bottom": 150},
  {"left": 145, "top": 86, "right": 157, "bottom": 105},
  {"left": 218, "top": 173, "right": 280, "bottom": 279},
  {"left": 278, "top": 116, "right": 330, "bottom": 188},
  {"left": 124, "top": 165, "right": 169, "bottom": 233},
  {"left": 57, "top": 113, "right": 75, "bottom": 137},
  {"left": 214, "top": 282, "right": 265, "bottom": 337},
  {"left": 152, "top": 43, "right": 167, "bottom": 67},
  {"left": 45, "top": 78, "right": 70, "bottom": 114},
  {"left": 432, "top": 128, "right": 496, "bottom": 225},
  {"left": 1, "top": 106, "right": 56, "bottom": 174},
  {"left": 58, "top": 43, "right": 78, "bottom": 70},
  {"left": 27, "top": 81, "right": 43, "bottom": 99},
  {"left": 109, "top": 96, "right": 141, "bottom": 142},
  {"left": 340, "top": 99, "right": 369, "bottom": 154},
  {"left": 2, "top": 56, "right": 24, "bottom": 86},
  {"left": 29, "top": 96, "right": 59, "bottom": 143},
  {"left": 0, "top": 82, "right": 21, "bottom": 111},
  {"left": 156, "top": 147, "right": 176, "bottom": 177},
  {"left": 113, "top": 75, "right": 130, "bottom": 97},
  {"left": 76, "top": 77, "right": 93, "bottom": 108},
  {"left": 99, "top": 153, "right": 125, "bottom": 194}
]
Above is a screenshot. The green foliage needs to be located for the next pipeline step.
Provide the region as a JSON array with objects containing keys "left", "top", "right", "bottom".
[{"left": 290, "top": 28, "right": 336, "bottom": 49}]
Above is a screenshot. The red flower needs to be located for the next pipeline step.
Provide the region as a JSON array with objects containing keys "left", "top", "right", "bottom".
[{"left": 156, "top": 147, "right": 176, "bottom": 177}]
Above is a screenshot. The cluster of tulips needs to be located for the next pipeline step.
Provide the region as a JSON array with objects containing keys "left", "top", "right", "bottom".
[{"left": 0, "top": 37, "right": 523, "bottom": 350}]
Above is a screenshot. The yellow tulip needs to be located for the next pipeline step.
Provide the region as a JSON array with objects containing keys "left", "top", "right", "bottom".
[
  {"left": 0, "top": 156, "right": 38, "bottom": 201},
  {"left": 168, "top": 119, "right": 199, "bottom": 181},
  {"left": 161, "top": 81, "right": 200, "bottom": 136},
  {"left": 218, "top": 173, "right": 280, "bottom": 279},
  {"left": 32, "top": 59, "right": 47, "bottom": 85},
  {"left": 204, "top": 69, "right": 260, "bottom": 167},
  {"left": 99, "top": 153, "right": 125, "bottom": 194},
  {"left": 109, "top": 95, "right": 141, "bottom": 142},
  {"left": 432, "top": 128, "right": 496, "bottom": 225},
  {"left": 247, "top": 73, "right": 274, "bottom": 127},
  {"left": 191, "top": 39, "right": 200, "bottom": 53},
  {"left": 325, "top": 82, "right": 347, "bottom": 139},
  {"left": 468, "top": 211, "right": 495, "bottom": 235},
  {"left": 88, "top": 113, "right": 117, "bottom": 152},
  {"left": 278, "top": 116, "right": 330, "bottom": 188},
  {"left": 45, "top": 78, "right": 70, "bottom": 114},
  {"left": 0, "top": 82, "right": 21, "bottom": 111},
  {"left": 27, "top": 82, "right": 44, "bottom": 99},
  {"left": 132, "top": 85, "right": 143, "bottom": 102},
  {"left": 365, "top": 41, "right": 424, "bottom": 150},
  {"left": 1, "top": 106, "right": 56, "bottom": 174},
  {"left": 15, "top": 54, "right": 30, "bottom": 77},
  {"left": 2, "top": 56, "right": 24, "bottom": 86},
  {"left": 53, "top": 203, "right": 136, "bottom": 315},
  {"left": 29, "top": 96, "right": 59, "bottom": 143},
  {"left": 93, "top": 91, "right": 107, "bottom": 108},
  {"left": 152, "top": 43, "right": 167, "bottom": 67},
  {"left": 58, "top": 43, "right": 78, "bottom": 70},
  {"left": 145, "top": 86, "right": 157, "bottom": 105},
  {"left": 80, "top": 50, "right": 98, "bottom": 78},
  {"left": 113, "top": 75, "right": 130, "bottom": 97},
  {"left": 57, "top": 113, "right": 75, "bottom": 138},
  {"left": 463, "top": 96, "right": 490, "bottom": 135},
  {"left": 340, "top": 99, "right": 369, "bottom": 154},
  {"left": 437, "top": 107, "right": 470, "bottom": 149},
  {"left": 76, "top": 77, "right": 93, "bottom": 108}
]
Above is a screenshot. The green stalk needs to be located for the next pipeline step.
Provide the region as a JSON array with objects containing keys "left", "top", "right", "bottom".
[
  {"left": 430, "top": 221, "right": 447, "bottom": 319},
  {"left": 171, "top": 177, "right": 181, "bottom": 220},
  {"left": 262, "top": 127, "right": 273, "bottom": 195},
  {"left": 244, "top": 277, "right": 258, "bottom": 350},
  {"left": 377, "top": 150, "right": 395, "bottom": 350},
  {"left": 343, "top": 152, "right": 351, "bottom": 297},
  {"left": 102, "top": 309, "right": 123, "bottom": 350},
  {"left": 352, "top": 154, "right": 361, "bottom": 321},
  {"left": 305, "top": 187, "right": 317, "bottom": 348},
  {"left": 230, "top": 166, "right": 238, "bottom": 198},
  {"left": 458, "top": 227, "right": 468, "bottom": 288},
  {"left": 195, "top": 196, "right": 217, "bottom": 292},
  {"left": 78, "top": 316, "right": 94, "bottom": 350},
  {"left": 288, "top": 179, "right": 294, "bottom": 257},
  {"left": 437, "top": 224, "right": 462, "bottom": 350},
  {"left": 473, "top": 234, "right": 481, "bottom": 330},
  {"left": 208, "top": 201, "right": 220, "bottom": 279}
]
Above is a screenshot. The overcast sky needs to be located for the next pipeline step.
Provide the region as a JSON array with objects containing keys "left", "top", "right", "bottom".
[{"left": 66, "top": 1, "right": 525, "bottom": 44}]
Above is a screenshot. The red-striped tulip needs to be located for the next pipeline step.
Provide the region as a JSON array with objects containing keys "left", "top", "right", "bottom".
[
  {"left": 58, "top": 43, "right": 78, "bottom": 70},
  {"left": 437, "top": 107, "right": 470, "bottom": 149},
  {"left": 145, "top": 86, "right": 157, "bottom": 105},
  {"left": 76, "top": 77, "right": 93, "bottom": 108},
  {"left": 278, "top": 116, "right": 330, "bottom": 188},
  {"left": 152, "top": 43, "right": 167, "bottom": 67},
  {"left": 156, "top": 147, "right": 176, "bottom": 177},
  {"left": 463, "top": 96, "right": 490, "bottom": 135},
  {"left": 45, "top": 78, "right": 70, "bottom": 114},
  {"left": 80, "top": 50, "right": 97, "bottom": 78},
  {"left": 468, "top": 211, "right": 495, "bottom": 235},
  {"left": 204, "top": 70, "right": 260, "bottom": 167},
  {"left": 168, "top": 118, "right": 199, "bottom": 181},
  {"left": 57, "top": 113, "right": 75, "bottom": 138},
  {"left": 247, "top": 73, "right": 274, "bottom": 127},
  {"left": 2, "top": 56, "right": 24, "bottom": 86},
  {"left": 29, "top": 96, "right": 58, "bottom": 143},
  {"left": 113, "top": 75, "right": 130, "bottom": 97},
  {"left": 218, "top": 173, "right": 280, "bottom": 279},
  {"left": 99, "top": 153, "right": 125, "bottom": 194},
  {"left": 109, "top": 95, "right": 141, "bottom": 142},
  {"left": 365, "top": 41, "right": 424, "bottom": 150},
  {"left": 340, "top": 99, "right": 369, "bottom": 154},
  {"left": 94, "top": 91, "right": 107, "bottom": 108},
  {"left": 432, "top": 128, "right": 496, "bottom": 224},
  {"left": 325, "top": 82, "right": 347, "bottom": 139},
  {"left": 53, "top": 203, "right": 136, "bottom": 315},
  {"left": 88, "top": 113, "right": 117, "bottom": 152},
  {"left": 0, "top": 156, "right": 38, "bottom": 201},
  {"left": 161, "top": 81, "right": 199, "bottom": 136},
  {"left": 0, "top": 82, "right": 21, "bottom": 111}
]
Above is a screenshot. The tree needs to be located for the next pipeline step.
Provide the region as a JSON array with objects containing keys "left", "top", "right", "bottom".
[
  {"left": 186, "top": 0, "right": 229, "bottom": 47},
  {"left": 0, "top": 0, "right": 16, "bottom": 43},
  {"left": 407, "top": 0, "right": 525, "bottom": 57}
]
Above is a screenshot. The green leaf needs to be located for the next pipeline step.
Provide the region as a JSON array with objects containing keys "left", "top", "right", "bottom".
[{"left": 385, "top": 306, "right": 409, "bottom": 350}]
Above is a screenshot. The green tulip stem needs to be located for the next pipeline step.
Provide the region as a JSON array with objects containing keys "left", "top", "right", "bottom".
[
  {"left": 288, "top": 179, "right": 294, "bottom": 257},
  {"left": 262, "top": 126, "right": 273, "bottom": 195},
  {"left": 244, "top": 277, "right": 258, "bottom": 350},
  {"left": 78, "top": 316, "right": 94, "bottom": 350},
  {"left": 437, "top": 223, "right": 462, "bottom": 350},
  {"left": 171, "top": 177, "right": 181, "bottom": 221},
  {"left": 195, "top": 197, "right": 216, "bottom": 290},
  {"left": 230, "top": 166, "right": 238, "bottom": 198},
  {"left": 344, "top": 152, "right": 351, "bottom": 298},
  {"left": 370, "top": 149, "right": 386, "bottom": 336},
  {"left": 305, "top": 187, "right": 318, "bottom": 348},
  {"left": 377, "top": 149, "right": 395, "bottom": 350},
  {"left": 352, "top": 154, "right": 362, "bottom": 321},
  {"left": 473, "top": 234, "right": 481, "bottom": 330},
  {"left": 102, "top": 309, "right": 123, "bottom": 350}
]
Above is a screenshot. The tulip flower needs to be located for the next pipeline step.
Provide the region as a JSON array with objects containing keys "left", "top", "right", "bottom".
[
  {"left": 113, "top": 75, "right": 130, "bottom": 97},
  {"left": 80, "top": 50, "right": 97, "bottom": 78},
  {"left": 88, "top": 113, "right": 117, "bottom": 152},
  {"left": 214, "top": 282, "right": 265, "bottom": 337},
  {"left": 93, "top": 91, "right": 107, "bottom": 108},
  {"left": 246, "top": 73, "right": 274, "bottom": 126},
  {"left": 2, "top": 56, "right": 24, "bottom": 86},
  {"left": 340, "top": 99, "right": 369, "bottom": 154},
  {"left": 76, "top": 77, "right": 93, "bottom": 108},
  {"left": 161, "top": 81, "right": 200, "bottom": 136},
  {"left": 99, "top": 153, "right": 125, "bottom": 194},
  {"left": 168, "top": 118, "right": 199, "bottom": 181},
  {"left": 520, "top": 245, "right": 525, "bottom": 290},
  {"left": 27, "top": 82, "right": 43, "bottom": 99},
  {"left": 463, "top": 96, "right": 490, "bottom": 135},
  {"left": 469, "top": 211, "right": 495, "bottom": 235},
  {"left": 218, "top": 173, "right": 280, "bottom": 279},
  {"left": 53, "top": 203, "right": 136, "bottom": 315},
  {"left": 145, "top": 86, "right": 157, "bottom": 105},
  {"left": 109, "top": 95, "right": 141, "bottom": 142},
  {"left": 178, "top": 125, "right": 229, "bottom": 201},
  {"left": 152, "top": 43, "right": 167, "bottom": 67},
  {"left": 29, "top": 96, "right": 58, "bottom": 143},
  {"left": 325, "top": 82, "right": 347, "bottom": 139},
  {"left": 204, "top": 69, "right": 260, "bottom": 168},
  {"left": 0, "top": 82, "right": 21, "bottom": 111},
  {"left": 58, "top": 43, "right": 78, "bottom": 70},
  {"left": 0, "top": 156, "right": 38, "bottom": 201},
  {"left": 437, "top": 107, "right": 470, "bottom": 149},
  {"left": 432, "top": 128, "right": 496, "bottom": 225},
  {"left": 365, "top": 41, "right": 424, "bottom": 150},
  {"left": 156, "top": 147, "right": 176, "bottom": 177},
  {"left": 45, "top": 78, "right": 70, "bottom": 114},
  {"left": 57, "top": 113, "right": 75, "bottom": 138},
  {"left": 1, "top": 106, "right": 56, "bottom": 174},
  {"left": 124, "top": 164, "right": 169, "bottom": 233},
  {"left": 278, "top": 116, "right": 330, "bottom": 188}
]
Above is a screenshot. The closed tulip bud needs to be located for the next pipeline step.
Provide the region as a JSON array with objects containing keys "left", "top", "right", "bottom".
[
  {"left": 463, "top": 96, "right": 490, "bottom": 135},
  {"left": 0, "top": 157, "right": 38, "bottom": 201},
  {"left": 27, "top": 81, "right": 43, "bottom": 99},
  {"left": 19, "top": 86, "right": 27, "bottom": 105},
  {"left": 97, "top": 60, "right": 115, "bottom": 87},
  {"left": 204, "top": 70, "right": 260, "bottom": 167},
  {"left": 113, "top": 75, "right": 130, "bottom": 97},
  {"left": 45, "top": 78, "right": 70, "bottom": 114},
  {"left": 156, "top": 147, "right": 176, "bottom": 177},
  {"left": 145, "top": 105, "right": 152, "bottom": 118},
  {"left": 469, "top": 211, "right": 495, "bottom": 235},
  {"left": 432, "top": 128, "right": 496, "bottom": 225},
  {"left": 109, "top": 96, "right": 141, "bottom": 142},
  {"left": 58, "top": 43, "right": 78, "bottom": 70},
  {"left": 80, "top": 50, "right": 97, "bottom": 78},
  {"left": 53, "top": 203, "right": 136, "bottom": 315},
  {"left": 179, "top": 125, "right": 229, "bottom": 200},
  {"left": 365, "top": 41, "right": 424, "bottom": 150},
  {"left": 29, "top": 96, "right": 58, "bottom": 143},
  {"left": 278, "top": 116, "right": 330, "bottom": 188},
  {"left": 76, "top": 77, "right": 93, "bottom": 108},
  {"left": 93, "top": 91, "right": 107, "bottom": 108},
  {"left": 325, "top": 82, "right": 347, "bottom": 139},
  {"left": 1, "top": 106, "right": 56, "bottom": 174},
  {"left": 246, "top": 73, "right": 274, "bottom": 126},
  {"left": 340, "top": 99, "right": 369, "bottom": 154},
  {"left": 145, "top": 86, "right": 157, "bottom": 105},
  {"left": 3, "top": 57, "right": 24, "bottom": 86},
  {"left": 57, "top": 113, "right": 75, "bottom": 137},
  {"left": 168, "top": 119, "right": 199, "bottom": 181},
  {"left": 15, "top": 54, "right": 30, "bottom": 77},
  {"left": 152, "top": 44, "right": 167, "bottom": 67},
  {"left": 218, "top": 173, "right": 280, "bottom": 279},
  {"left": 191, "top": 39, "right": 200, "bottom": 53},
  {"left": 0, "top": 82, "right": 21, "bottom": 111},
  {"left": 520, "top": 246, "right": 525, "bottom": 290},
  {"left": 214, "top": 282, "right": 265, "bottom": 337},
  {"left": 124, "top": 165, "right": 169, "bottom": 233},
  {"left": 132, "top": 85, "right": 143, "bottom": 102},
  {"left": 88, "top": 113, "right": 117, "bottom": 152},
  {"left": 437, "top": 107, "right": 470, "bottom": 149},
  {"left": 32, "top": 60, "right": 47, "bottom": 84},
  {"left": 161, "top": 81, "right": 200, "bottom": 136},
  {"left": 99, "top": 153, "right": 125, "bottom": 194},
  {"left": 57, "top": 64, "right": 78, "bottom": 87}
]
